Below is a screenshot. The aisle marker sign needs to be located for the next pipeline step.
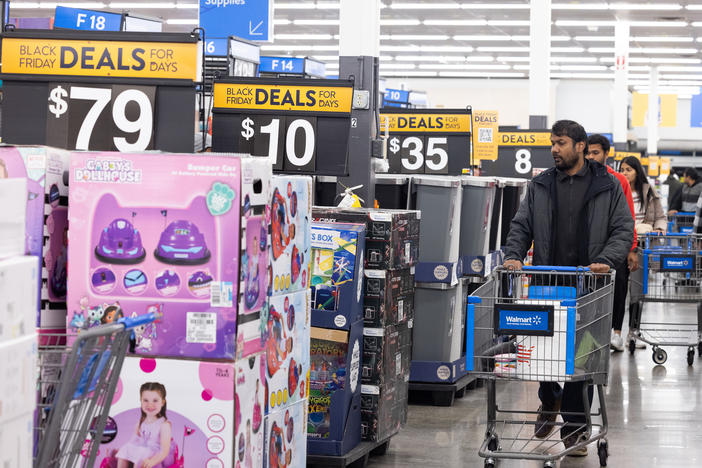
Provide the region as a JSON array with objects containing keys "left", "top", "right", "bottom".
[
  {"left": 472, "top": 110, "right": 499, "bottom": 162},
  {"left": 1, "top": 37, "right": 198, "bottom": 80},
  {"left": 199, "top": 0, "right": 272, "bottom": 42},
  {"left": 213, "top": 82, "right": 353, "bottom": 113},
  {"left": 54, "top": 6, "right": 123, "bottom": 32}
]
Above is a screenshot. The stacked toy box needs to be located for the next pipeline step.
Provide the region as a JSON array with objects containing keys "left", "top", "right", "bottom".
[
  {"left": 262, "top": 175, "right": 312, "bottom": 468},
  {"left": 0, "top": 146, "right": 71, "bottom": 341},
  {"left": 311, "top": 207, "right": 419, "bottom": 443},
  {"left": 0, "top": 178, "right": 38, "bottom": 468},
  {"left": 307, "top": 220, "right": 366, "bottom": 456}
]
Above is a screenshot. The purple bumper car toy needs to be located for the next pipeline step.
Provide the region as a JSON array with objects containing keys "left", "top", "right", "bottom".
[
  {"left": 94, "top": 218, "right": 146, "bottom": 264},
  {"left": 154, "top": 220, "right": 211, "bottom": 265}
]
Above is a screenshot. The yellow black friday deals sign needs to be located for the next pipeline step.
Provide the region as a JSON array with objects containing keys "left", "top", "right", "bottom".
[
  {"left": 1, "top": 37, "right": 198, "bottom": 80},
  {"left": 379, "top": 113, "right": 471, "bottom": 133},
  {"left": 213, "top": 82, "right": 353, "bottom": 113}
]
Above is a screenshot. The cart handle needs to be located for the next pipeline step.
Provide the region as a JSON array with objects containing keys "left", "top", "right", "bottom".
[
  {"left": 521, "top": 265, "right": 590, "bottom": 272},
  {"left": 647, "top": 232, "right": 690, "bottom": 237},
  {"left": 118, "top": 311, "right": 161, "bottom": 330},
  {"left": 672, "top": 211, "right": 696, "bottom": 216}
]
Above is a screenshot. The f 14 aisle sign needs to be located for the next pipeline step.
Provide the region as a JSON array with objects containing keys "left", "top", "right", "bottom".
[
  {"left": 0, "top": 30, "right": 198, "bottom": 152},
  {"left": 379, "top": 108, "right": 473, "bottom": 175},
  {"left": 211, "top": 77, "right": 354, "bottom": 175}
]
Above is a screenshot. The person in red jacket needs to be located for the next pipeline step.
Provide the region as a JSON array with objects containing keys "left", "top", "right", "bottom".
[{"left": 586, "top": 134, "right": 639, "bottom": 351}]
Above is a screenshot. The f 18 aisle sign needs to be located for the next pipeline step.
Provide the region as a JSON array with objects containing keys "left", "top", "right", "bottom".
[
  {"left": 481, "top": 130, "right": 553, "bottom": 179},
  {"left": 0, "top": 30, "right": 198, "bottom": 152},
  {"left": 212, "top": 77, "right": 354, "bottom": 175},
  {"left": 379, "top": 108, "right": 472, "bottom": 175}
]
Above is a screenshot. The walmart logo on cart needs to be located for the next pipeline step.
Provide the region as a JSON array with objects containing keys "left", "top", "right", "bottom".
[
  {"left": 498, "top": 309, "right": 550, "bottom": 332},
  {"left": 505, "top": 314, "right": 542, "bottom": 326}
]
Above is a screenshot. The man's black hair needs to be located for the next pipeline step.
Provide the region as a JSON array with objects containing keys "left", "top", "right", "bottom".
[
  {"left": 586, "top": 134, "right": 610, "bottom": 156},
  {"left": 684, "top": 167, "right": 700, "bottom": 182},
  {"left": 551, "top": 120, "right": 588, "bottom": 155}
]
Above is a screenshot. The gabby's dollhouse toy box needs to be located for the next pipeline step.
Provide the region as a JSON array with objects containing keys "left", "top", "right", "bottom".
[
  {"left": 90, "top": 357, "right": 234, "bottom": 468},
  {"left": 67, "top": 152, "right": 241, "bottom": 359}
]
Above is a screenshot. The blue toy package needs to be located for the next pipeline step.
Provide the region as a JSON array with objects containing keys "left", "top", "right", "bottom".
[{"left": 309, "top": 222, "right": 366, "bottom": 330}]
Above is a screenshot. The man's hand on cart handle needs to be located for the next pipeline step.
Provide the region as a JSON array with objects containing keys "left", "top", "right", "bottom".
[
  {"left": 668, "top": 210, "right": 678, "bottom": 216},
  {"left": 503, "top": 259, "right": 523, "bottom": 270},
  {"left": 587, "top": 263, "right": 611, "bottom": 273},
  {"left": 627, "top": 251, "right": 639, "bottom": 272}
]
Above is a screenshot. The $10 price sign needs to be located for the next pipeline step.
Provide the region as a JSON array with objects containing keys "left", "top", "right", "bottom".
[
  {"left": 211, "top": 77, "right": 354, "bottom": 175},
  {"left": 379, "top": 108, "right": 473, "bottom": 175}
]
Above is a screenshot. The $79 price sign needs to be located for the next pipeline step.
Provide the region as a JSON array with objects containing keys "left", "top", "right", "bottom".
[{"left": 47, "top": 83, "right": 156, "bottom": 151}]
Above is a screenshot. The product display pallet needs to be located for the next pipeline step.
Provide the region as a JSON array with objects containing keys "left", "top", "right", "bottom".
[
  {"left": 408, "top": 373, "right": 478, "bottom": 407},
  {"left": 307, "top": 435, "right": 396, "bottom": 468}
]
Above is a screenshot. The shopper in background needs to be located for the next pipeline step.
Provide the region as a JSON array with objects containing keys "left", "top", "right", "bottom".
[
  {"left": 668, "top": 167, "right": 702, "bottom": 215},
  {"left": 585, "top": 135, "right": 638, "bottom": 352},
  {"left": 502, "top": 120, "right": 633, "bottom": 456},
  {"left": 664, "top": 172, "right": 683, "bottom": 212},
  {"left": 619, "top": 157, "right": 667, "bottom": 233}
]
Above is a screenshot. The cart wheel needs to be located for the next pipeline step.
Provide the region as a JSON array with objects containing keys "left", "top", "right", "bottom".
[
  {"left": 370, "top": 441, "right": 390, "bottom": 457},
  {"left": 652, "top": 348, "right": 668, "bottom": 365},
  {"left": 455, "top": 387, "right": 466, "bottom": 399},
  {"left": 628, "top": 339, "right": 636, "bottom": 355},
  {"left": 487, "top": 435, "right": 499, "bottom": 452},
  {"left": 598, "top": 439, "right": 609, "bottom": 467},
  {"left": 484, "top": 458, "right": 496, "bottom": 468},
  {"left": 687, "top": 348, "right": 695, "bottom": 366}
]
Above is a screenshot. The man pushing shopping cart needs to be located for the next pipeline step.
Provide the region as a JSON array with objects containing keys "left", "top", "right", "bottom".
[{"left": 475, "top": 120, "right": 633, "bottom": 467}]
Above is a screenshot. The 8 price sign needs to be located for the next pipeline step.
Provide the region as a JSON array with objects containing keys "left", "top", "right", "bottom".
[
  {"left": 211, "top": 78, "right": 354, "bottom": 175},
  {"left": 379, "top": 108, "right": 473, "bottom": 175}
]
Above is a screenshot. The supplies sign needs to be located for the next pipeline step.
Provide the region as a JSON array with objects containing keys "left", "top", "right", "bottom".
[
  {"left": 472, "top": 110, "right": 499, "bottom": 162},
  {"left": 379, "top": 108, "right": 473, "bottom": 175},
  {"left": 1, "top": 37, "right": 198, "bottom": 80},
  {"left": 212, "top": 77, "right": 354, "bottom": 175}
]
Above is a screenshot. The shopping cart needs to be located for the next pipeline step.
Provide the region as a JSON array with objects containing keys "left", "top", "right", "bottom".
[
  {"left": 628, "top": 232, "right": 702, "bottom": 365},
  {"left": 34, "top": 312, "right": 159, "bottom": 468},
  {"left": 466, "top": 266, "right": 614, "bottom": 468},
  {"left": 667, "top": 211, "right": 696, "bottom": 234}
]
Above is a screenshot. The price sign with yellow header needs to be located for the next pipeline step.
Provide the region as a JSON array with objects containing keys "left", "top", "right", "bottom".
[
  {"left": 212, "top": 77, "right": 355, "bottom": 175},
  {"left": 379, "top": 108, "right": 472, "bottom": 175},
  {"left": 482, "top": 129, "right": 553, "bottom": 179},
  {"left": 0, "top": 30, "right": 199, "bottom": 152}
]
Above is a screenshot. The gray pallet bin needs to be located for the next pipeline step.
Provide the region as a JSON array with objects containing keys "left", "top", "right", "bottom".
[
  {"left": 489, "top": 177, "right": 528, "bottom": 251},
  {"left": 375, "top": 174, "right": 412, "bottom": 210},
  {"left": 459, "top": 176, "right": 497, "bottom": 259},
  {"left": 411, "top": 176, "right": 462, "bottom": 263},
  {"left": 412, "top": 280, "right": 466, "bottom": 362}
]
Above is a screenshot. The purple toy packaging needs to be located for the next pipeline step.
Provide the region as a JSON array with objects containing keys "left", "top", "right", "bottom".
[
  {"left": 237, "top": 158, "right": 272, "bottom": 358},
  {"left": 0, "top": 145, "right": 70, "bottom": 323},
  {"left": 67, "top": 152, "right": 241, "bottom": 359},
  {"left": 235, "top": 353, "right": 265, "bottom": 468},
  {"left": 263, "top": 399, "right": 307, "bottom": 468},
  {"left": 90, "top": 357, "right": 234, "bottom": 468},
  {"left": 263, "top": 289, "right": 310, "bottom": 415},
  {"left": 269, "top": 175, "right": 311, "bottom": 297}
]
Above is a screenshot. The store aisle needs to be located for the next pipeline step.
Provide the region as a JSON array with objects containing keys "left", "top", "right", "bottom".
[{"left": 370, "top": 305, "right": 702, "bottom": 468}]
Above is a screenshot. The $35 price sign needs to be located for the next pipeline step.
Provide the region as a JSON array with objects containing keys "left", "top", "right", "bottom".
[
  {"left": 46, "top": 83, "right": 156, "bottom": 151},
  {"left": 379, "top": 108, "right": 473, "bottom": 175},
  {"left": 211, "top": 78, "right": 354, "bottom": 175}
]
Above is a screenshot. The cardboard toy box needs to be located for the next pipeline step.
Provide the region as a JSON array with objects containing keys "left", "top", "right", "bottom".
[
  {"left": 90, "top": 357, "right": 234, "bottom": 468},
  {"left": 310, "top": 222, "right": 366, "bottom": 330},
  {"left": 312, "top": 207, "right": 420, "bottom": 270},
  {"left": 269, "top": 175, "right": 312, "bottom": 297},
  {"left": 0, "top": 178, "right": 27, "bottom": 259},
  {"left": 264, "top": 399, "right": 308, "bottom": 468},
  {"left": 0, "top": 334, "right": 37, "bottom": 425},
  {"left": 235, "top": 353, "right": 266, "bottom": 468},
  {"left": 264, "top": 289, "right": 311, "bottom": 414},
  {"left": 0, "top": 412, "right": 33, "bottom": 468},
  {"left": 0, "top": 256, "right": 38, "bottom": 344},
  {"left": 237, "top": 157, "right": 272, "bottom": 358},
  {"left": 362, "top": 268, "right": 415, "bottom": 328},
  {"left": 67, "top": 152, "right": 241, "bottom": 359},
  {"left": 0, "top": 145, "right": 70, "bottom": 316},
  {"left": 307, "top": 323, "right": 362, "bottom": 456}
]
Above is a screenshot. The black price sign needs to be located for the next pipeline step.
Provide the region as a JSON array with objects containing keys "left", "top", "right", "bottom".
[
  {"left": 481, "top": 130, "right": 553, "bottom": 179},
  {"left": 379, "top": 108, "right": 472, "bottom": 175},
  {"left": 46, "top": 83, "right": 156, "bottom": 151},
  {"left": 211, "top": 77, "right": 354, "bottom": 175},
  {"left": 0, "top": 30, "right": 198, "bottom": 153}
]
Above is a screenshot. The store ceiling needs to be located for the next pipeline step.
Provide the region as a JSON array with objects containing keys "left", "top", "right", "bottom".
[{"left": 9, "top": 0, "right": 702, "bottom": 92}]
